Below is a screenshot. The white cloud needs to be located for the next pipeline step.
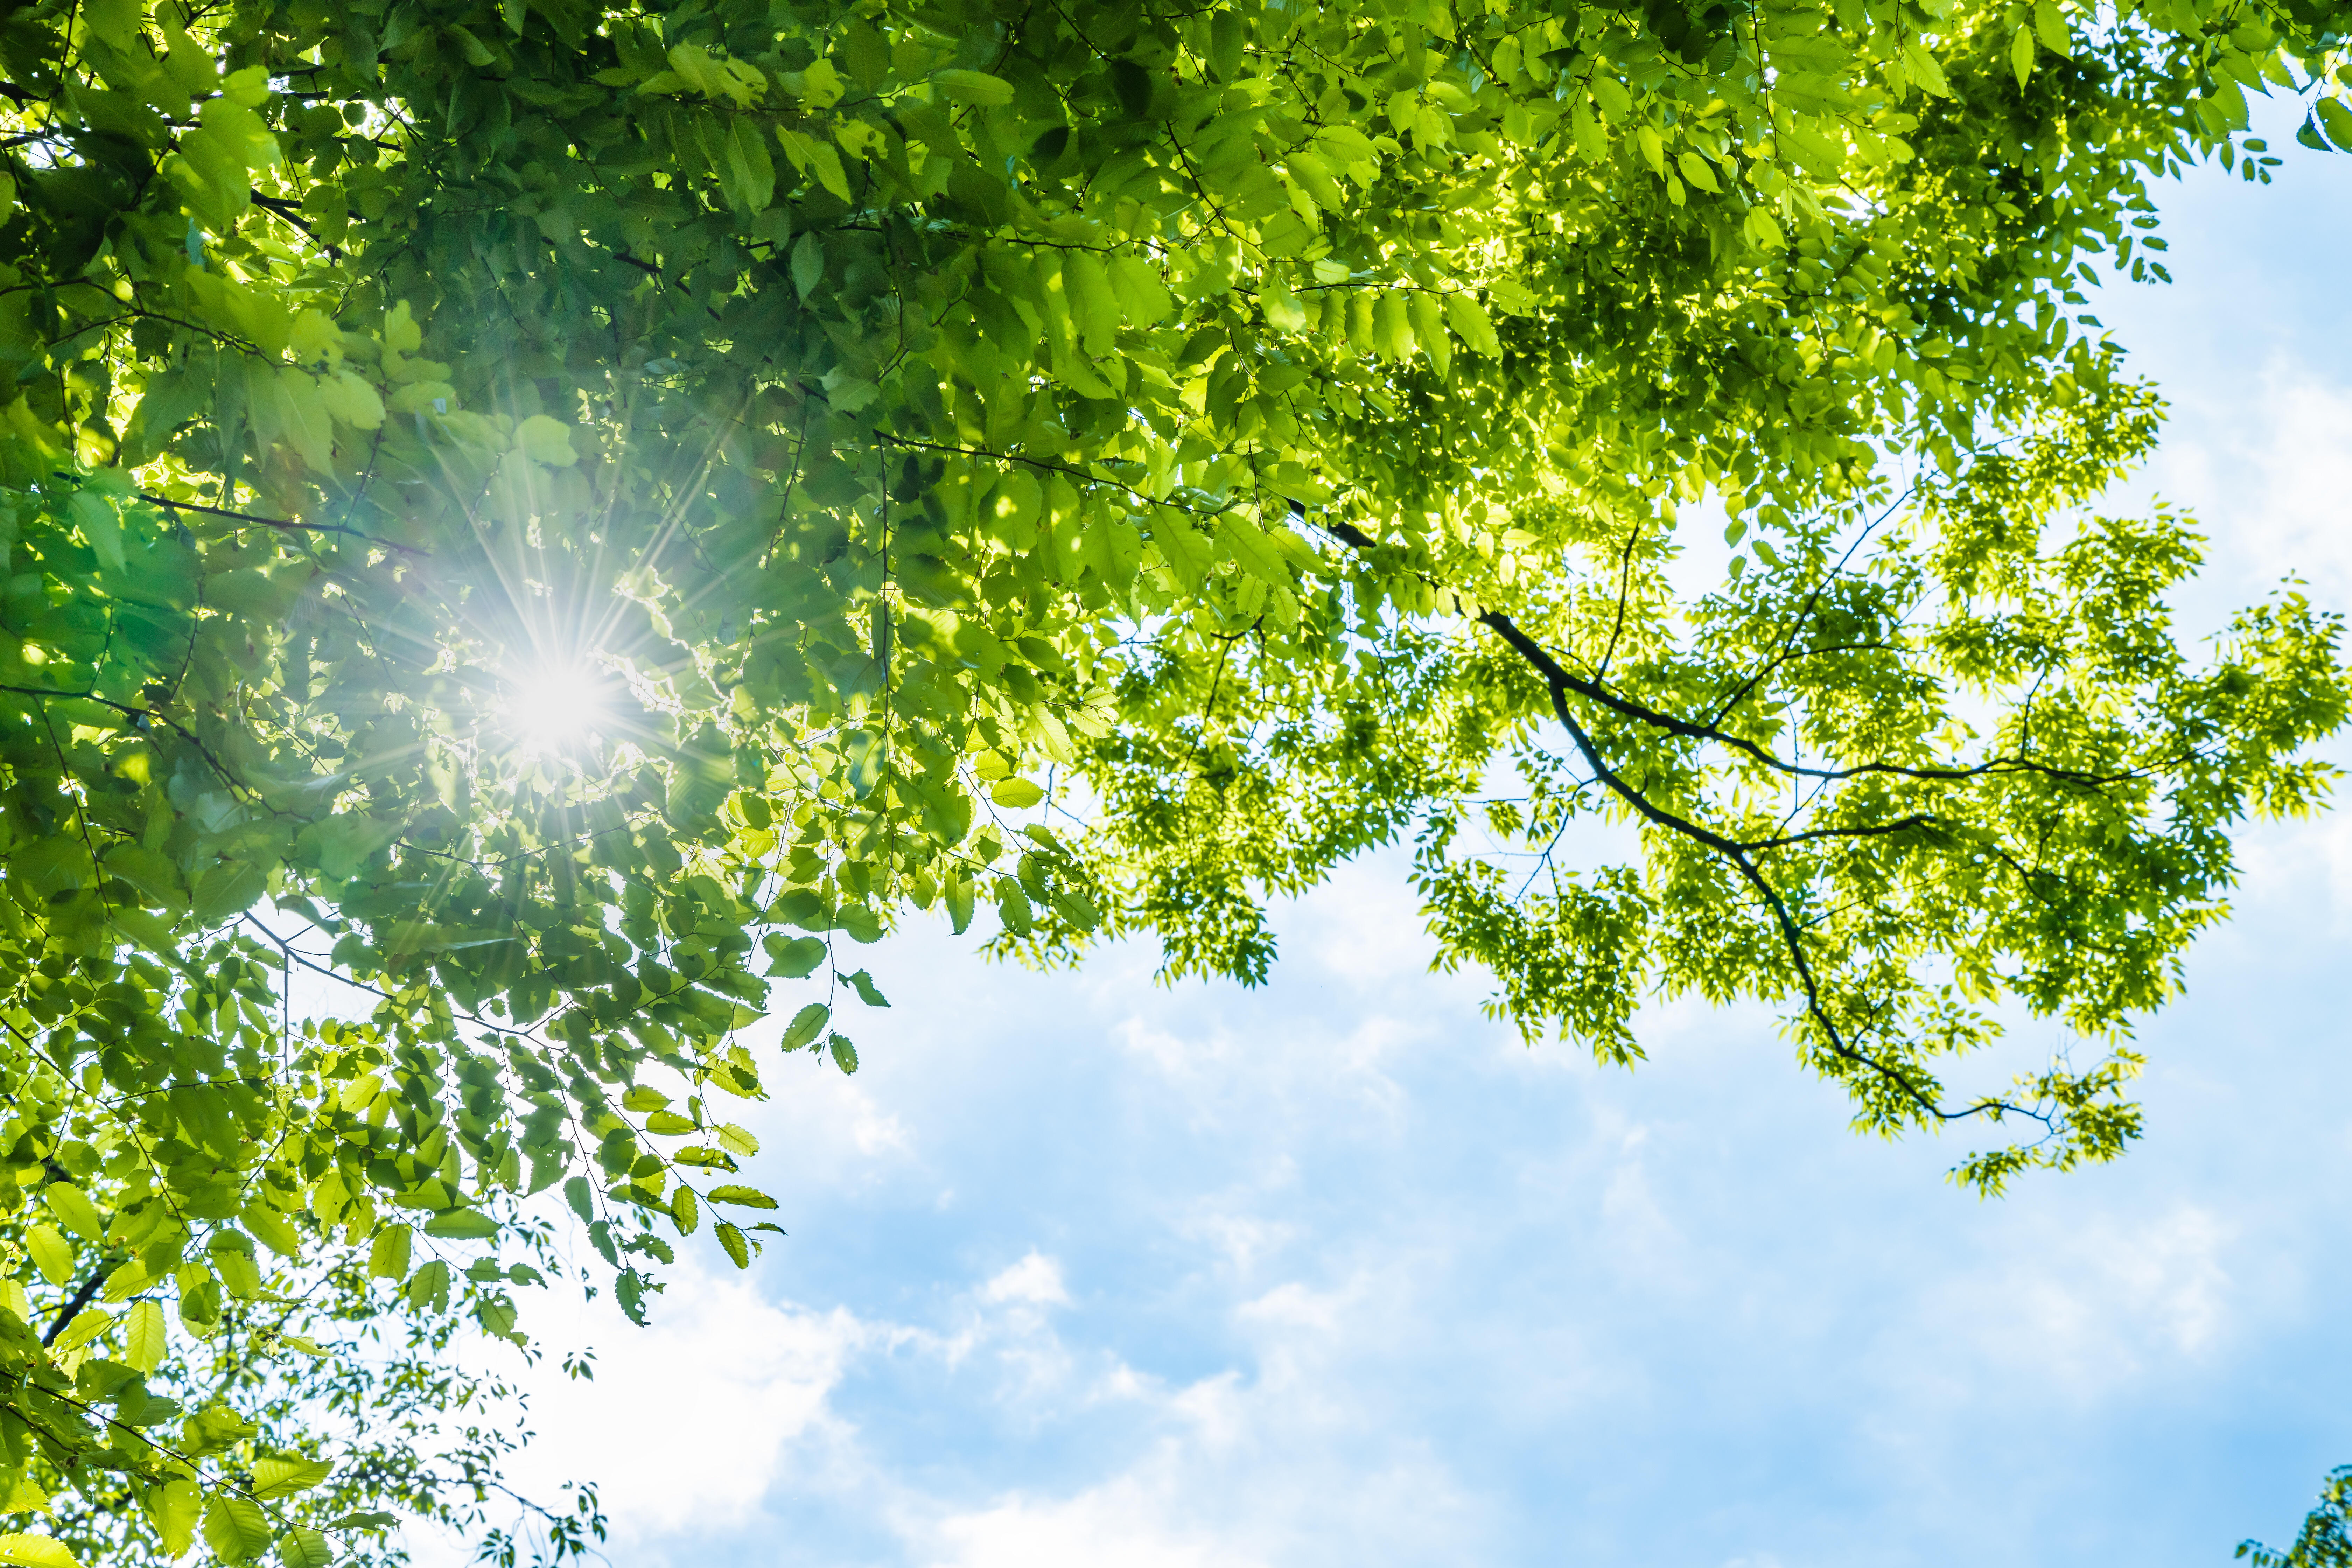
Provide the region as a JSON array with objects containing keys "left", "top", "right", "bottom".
[
  {"left": 1234, "top": 1279, "right": 1351, "bottom": 1334},
  {"left": 980, "top": 1251, "right": 1072, "bottom": 1308},
  {"left": 917, "top": 1478, "right": 1277, "bottom": 1568},
  {"left": 397, "top": 1262, "right": 886, "bottom": 1568},
  {"left": 896, "top": 1357, "right": 1490, "bottom": 1568},
  {"left": 1174, "top": 1208, "right": 1300, "bottom": 1275},
  {"left": 496, "top": 1264, "right": 877, "bottom": 1535},
  {"left": 1897, "top": 1203, "right": 2238, "bottom": 1401},
  {"left": 2136, "top": 358, "right": 2352, "bottom": 616}
]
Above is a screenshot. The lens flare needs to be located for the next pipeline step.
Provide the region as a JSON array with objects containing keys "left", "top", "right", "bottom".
[{"left": 502, "top": 661, "right": 610, "bottom": 751}]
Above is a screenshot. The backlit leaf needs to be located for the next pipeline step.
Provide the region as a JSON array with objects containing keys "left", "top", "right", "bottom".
[
  {"left": 0, "top": 1535, "right": 80, "bottom": 1568},
  {"left": 251, "top": 1455, "right": 334, "bottom": 1500},
  {"left": 123, "top": 1300, "right": 167, "bottom": 1374}
]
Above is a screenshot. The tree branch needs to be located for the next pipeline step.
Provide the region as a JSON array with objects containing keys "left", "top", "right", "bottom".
[
  {"left": 139, "top": 492, "right": 427, "bottom": 556},
  {"left": 1311, "top": 516, "right": 2055, "bottom": 1133},
  {"left": 43, "top": 1261, "right": 118, "bottom": 1346}
]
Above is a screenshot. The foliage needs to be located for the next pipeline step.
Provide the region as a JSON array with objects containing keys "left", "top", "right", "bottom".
[
  {"left": 1, "top": 0, "right": 2350, "bottom": 1554},
  {"left": 0, "top": 1212, "right": 602, "bottom": 1568},
  {"left": 2243, "top": 1468, "right": 2352, "bottom": 1568}
]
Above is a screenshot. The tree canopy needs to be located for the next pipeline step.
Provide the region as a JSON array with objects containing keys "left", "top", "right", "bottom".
[{"left": 1, "top": 0, "right": 2350, "bottom": 1554}]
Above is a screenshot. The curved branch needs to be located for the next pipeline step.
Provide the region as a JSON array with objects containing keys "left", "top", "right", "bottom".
[
  {"left": 1474, "top": 608, "right": 2044, "bottom": 1133},
  {"left": 138, "top": 492, "right": 428, "bottom": 556},
  {"left": 1320, "top": 516, "right": 2129, "bottom": 792}
]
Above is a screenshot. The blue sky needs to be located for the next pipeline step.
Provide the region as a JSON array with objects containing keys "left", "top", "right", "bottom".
[{"left": 416, "top": 114, "right": 2352, "bottom": 1568}]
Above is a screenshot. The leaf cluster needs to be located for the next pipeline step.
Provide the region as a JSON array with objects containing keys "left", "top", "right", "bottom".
[{"left": 0, "top": 0, "right": 2349, "bottom": 1549}]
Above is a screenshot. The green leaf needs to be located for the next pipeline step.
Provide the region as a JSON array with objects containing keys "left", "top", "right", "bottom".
[
  {"left": 714, "top": 1221, "right": 750, "bottom": 1269},
  {"left": 321, "top": 1514, "right": 398, "bottom": 1534},
  {"left": 706, "top": 1185, "right": 779, "bottom": 1210},
  {"left": 51, "top": 1310, "right": 109, "bottom": 1353},
  {"left": 190, "top": 860, "right": 267, "bottom": 925},
  {"left": 764, "top": 933, "right": 827, "bottom": 978},
  {"left": 990, "top": 777, "right": 1045, "bottom": 808},
  {"left": 251, "top": 1455, "right": 334, "bottom": 1500},
  {"left": 202, "top": 1498, "right": 274, "bottom": 1564},
  {"left": 845, "top": 969, "right": 890, "bottom": 1008},
  {"left": 422, "top": 1210, "right": 498, "bottom": 1240},
  {"left": 780, "top": 1002, "right": 830, "bottom": 1051},
  {"left": 148, "top": 1480, "right": 199, "bottom": 1557},
  {"left": 722, "top": 119, "right": 775, "bottom": 213},
  {"left": 1901, "top": 40, "right": 1952, "bottom": 96},
  {"left": 1111, "top": 255, "right": 1172, "bottom": 324},
  {"left": 2318, "top": 97, "right": 2352, "bottom": 150},
  {"left": 0, "top": 1535, "right": 81, "bottom": 1568},
  {"left": 404, "top": 1258, "right": 451, "bottom": 1312},
  {"left": 1064, "top": 251, "right": 1120, "bottom": 357},
  {"left": 41, "top": 1183, "right": 104, "bottom": 1243},
  {"left": 24, "top": 1225, "right": 74, "bottom": 1287},
  {"left": 776, "top": 127, "right": 853, "bottom": 202},
  {"left": 367, "top": 1225, "right": 412, "bottom": 1281},
  {"left": 996, "top": 880, "right": 1034, "bottom": 936},
  {"left": 828, "top": 1033, "right": 859, "bottom": 1075},
  {"left": 0, "top": 0, "right": 2345, "bottom": 1515},
  {"left": 241, "top": 1203, "right": 304, "bottom": 1260},
  {"left": 514, "top": 413, "right": 578, "bottom": 466},
  {"left": 277, "top": 1528, "right": 332, "bottom": 1568},
  {"left": 2032, "top": 0, "right": 2070, "bottom": 54},
  {"left": 791, "top": 231, "right": 825, "bottom": 298},
  {"left": 931, "top": 69, "right": 1013, "bottom": 106},
  {"left": 66, "top": 492, "right": 125, "bottom": 574},
  {"left": 122, "top": 1300, "right": 167, "bottom": 1374}
]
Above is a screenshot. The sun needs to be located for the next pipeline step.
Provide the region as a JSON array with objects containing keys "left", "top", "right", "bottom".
[{"left": 501, "top": 660, "right": 612, "bottom": 752}]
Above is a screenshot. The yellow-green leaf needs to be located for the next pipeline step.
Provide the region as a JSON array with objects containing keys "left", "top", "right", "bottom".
[
  {"left": 24, "top": 1226, "right": 74, "bottom": 1287},
  {"left": 203, "top": 1497, "right": 273, "bottom": 1564},
  {"left": 1444, "top": 292, "right": 1500, "bottom": 357},
  {"left": 147, "top": 1479, "right": 199, "bottom": 1558},
  {"left": 368, "top": 1225, "right": 411, "bottom": 1281},
  {"left": 1676, "top": 149, "right": 1720, "bottom": 192},
  {"left": 52, "top": 1310, "right": 109, "bottom": 1353},
  {"left": 123, "top": 1300, "right": 167, "bottom": 1374},
  {"left": 0, "top": 1534, "right": 81, "bottom": 1568},
  {"left": 242, "top": 1204, "right": 303, "bottom": 1261},
  {"left": 2316, "top": 96, "right": 2352, "bottom": 148},
  {"left": 422, "top": 1209, "right": 498, "bottom": 1240},
  {"left": 251, "top": 1455, "right": 334, "bottom": 1501},
  {"left": 276, "top": 1529, "right": 332, "bottom": 1568},
  {"left": 990, "top": 777, "right": 1045, "bottom": 808},
  {"left": 0, "top": 1476, "right": 51, "bottom": 1518},
  {"left": 2033, "top": 0, "right": 2071, "bottom": 54},
  {"left": 514, "top": 413, "right": 578, "bottom": 467},
  {"left": 1902, "top": 40, "right": 1953, "bottom": 96}
]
